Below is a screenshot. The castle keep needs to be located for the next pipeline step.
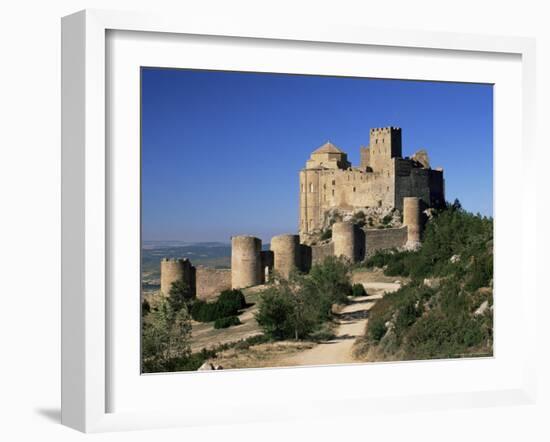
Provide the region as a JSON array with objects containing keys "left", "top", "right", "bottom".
[{"left": 299, "top": 127, "right": 444, "bottom": 235}]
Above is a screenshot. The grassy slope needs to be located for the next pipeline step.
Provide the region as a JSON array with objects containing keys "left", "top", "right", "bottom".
[{"left": 355, "top": 202, "right": 494, "bottom": 361}]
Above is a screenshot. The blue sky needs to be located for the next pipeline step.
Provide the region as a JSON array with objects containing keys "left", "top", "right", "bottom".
[{"left": 141, "top": 68, "right": 493, "bottom": 242}]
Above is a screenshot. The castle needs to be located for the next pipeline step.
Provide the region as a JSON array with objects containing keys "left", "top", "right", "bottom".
[
  {"left": 158, "top": 127, "right": 443, "bottom": 300},
  {"left": 299, "top": 127, "right": 444, "bottom": 235}
]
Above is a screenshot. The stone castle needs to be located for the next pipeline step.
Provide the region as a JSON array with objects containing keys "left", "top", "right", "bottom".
[
  {"left": 299, "top": 127, "right": 444, "bottom": 235},
  {"left": 158, "top": 127, "right": 444, "bottom": 300}
]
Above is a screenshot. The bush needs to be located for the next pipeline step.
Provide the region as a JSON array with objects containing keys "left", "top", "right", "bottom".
[
  {"left": 168, "top": 280, "right": 194, "bottom": 311},
  {"left": 381, "top": 214, "right": 393, "bottom": 225},
  {"left": 256, "top": 258, "right": 353, "bottom": 341},
  {"left": 255, "top": 287, "right": 296, "bottom": 340},
  {"left": 306, "top": 256, "right": 353, "bottom": 313},
  {"left": 218, "top": 289, "right": 247, "bottom": 310},
  {"left": 309, "top": 326, "right": 336, "bottom": 342},
  {"left": 190, "top": 289, "right": 247, "bottom": 323},
  {"left": 141, "top": 298, "right": 192, "bottom": 372},
  {"left": 368, "top": 317, "right": 387, "bottom": 343},
  {"left": 320, "top": 229, "right": 332, "bottom": 241},
  {"left": 214, "top": 315, "right": 242, "bottom": 329},
  {"left": 351, "top": 283, "right": 367, "bottom": 297}
]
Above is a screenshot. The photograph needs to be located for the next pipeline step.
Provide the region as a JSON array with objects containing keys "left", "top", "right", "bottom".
[{"left": 140, "top": 68, "right": 494, "bottom": 373}]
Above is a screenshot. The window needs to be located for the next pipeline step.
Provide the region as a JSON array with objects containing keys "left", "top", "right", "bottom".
[
  {"left": 309, "top": 183, "right": 314, "bottom": 193},
  {"left": 332, "top": 180, "right": 335, "bottom": 186},
  {"left": 353, "top": 187, "right": 356, "bottom": 192},
  {"left": 332, "top": 189, "right": 335, "bottom": 196}
]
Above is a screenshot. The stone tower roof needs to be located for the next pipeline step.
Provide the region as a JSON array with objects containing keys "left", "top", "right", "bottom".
[{"left": 312, "top": 141, "right": 344, "bottom": 154}]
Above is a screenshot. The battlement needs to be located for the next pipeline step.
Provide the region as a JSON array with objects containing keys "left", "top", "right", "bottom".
[
  {"left": 369, "top": 126, "right": 402, "bottom": 134},
  {"left": 161, "top": 257, "right": 190, "bottom": 263}
]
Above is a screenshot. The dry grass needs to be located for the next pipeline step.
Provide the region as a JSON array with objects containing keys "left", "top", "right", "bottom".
[
  {"left": 352, "top": 267, "right": 409, "bottom": 285},
  {"left": 209, "top": 341, "right": 318, "bottom": 370}
]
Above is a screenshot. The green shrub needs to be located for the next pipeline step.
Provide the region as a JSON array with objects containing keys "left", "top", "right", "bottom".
[
  {"left": 256, "top": 261, "right": 352, "bottom": 341},
  {"left": 308, "top": 326, "right": 336, "bottom": 342},
  {"left": 141, "top": 298, "right": 192, "bottom": 372},
  {"left": 190, "top": 289, "right": 247, "bottom": 322},
  {"left": 168, "top": 280, "right": 194, "bottom": 311},
  {"left": 218, "top": 289, "right": 247, "bottom": 310},
  {"left": 306, "top": 256, "right": 353, "bottom": 312},
  {"left": 255, "top": 287, "right": 295, "bottom": 340},
  {"left": 351, "top": 283, "right": 367, "bottom": 297},
  {"left": 320, "top": 229, "right": 332, "bottom": 241},
  {"left": 214, "top": 315, "right": 242, "bottom": 329},
  {"left": 368, "top": 317, "right": 387, "bottom": 343}
]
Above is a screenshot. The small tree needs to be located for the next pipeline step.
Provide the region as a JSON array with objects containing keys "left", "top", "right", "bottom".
[
  {"left": 255, "top": 285, "right": 295, "bottom": 340},
  {"left": 256, "top": 268, "right": 348, "bottom": 341},
  {"left": 168, "top": 280, "right": 194, "bottom": 311},
  {"left": 305, "top": 256, "right": 352, "bottom": 317},
  {"left": 142, "top": 298, "right": 192, "bottom": 371}
]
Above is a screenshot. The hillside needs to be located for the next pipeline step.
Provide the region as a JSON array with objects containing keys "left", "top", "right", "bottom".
[{"left": 354, "top": 200, "right": 493, "bottom": 361}]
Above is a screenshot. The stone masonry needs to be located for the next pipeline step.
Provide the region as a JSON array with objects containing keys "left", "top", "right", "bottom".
[{"left": 299, "top": 127, "right": 444, "bottom": 235}]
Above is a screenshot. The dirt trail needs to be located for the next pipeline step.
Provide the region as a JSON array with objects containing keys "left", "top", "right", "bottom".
[{"left": 280, "top": 282, "right": 400, "bottom": 367}]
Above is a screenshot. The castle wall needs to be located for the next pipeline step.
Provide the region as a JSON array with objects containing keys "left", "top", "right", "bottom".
[
  {"left": 393, "top": 159, "right": 431, "bottom": 210},
  {"left": 332, "top": 221, "right": 365, "bottom": 263},
  {"left": 359, "top": 146, "right": 370, "bottom": 169},
  {"left": 365, "top": 226, "right": 408, "bottom": 255},
  {"left": 428, "top": 169, "right": 445, "bottom": 207},
  {"left": 195, "top": 267, "right": 231, "bottom": 301},
  {"left": 299, "top": 169, "right": 322, "bottom": 233},
  {"left": 260, "top": 250, "right": 274, "bottom": 283},
  {"left": 310, "top": 241, "right": 334, "bottom": 265},
  {"left": 332, "top": 222, "right": 356, "bottom": 262},
  {"left": 403, "top": 197, "right": 423, "bottom": 247},
  {"left": 301, "top": 168, "right": 395, "bottom": 232},
  {"left": 271, "top": 234, "right": 301, "bottom": 279},
  {"left": 160, "top": 258, "right": 196, "bottom": 296},
  {"left": 231, "top": 236, "right": 262, "bottom": 289}
]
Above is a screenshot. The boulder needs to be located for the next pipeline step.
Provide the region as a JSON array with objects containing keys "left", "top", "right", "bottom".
[
  {"left": 474, "top": 300, "right": 489, "bottom": 316},
  {"left": 423, "top": 278, "right": 440, "bottom": 289},
  {"left": 198, "top": 362, "right": 215, "bottom": 371}
]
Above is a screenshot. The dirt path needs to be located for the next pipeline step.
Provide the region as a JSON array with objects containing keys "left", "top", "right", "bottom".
[{"left": 279, "top": 282, "right": 400, "bottom": 367}]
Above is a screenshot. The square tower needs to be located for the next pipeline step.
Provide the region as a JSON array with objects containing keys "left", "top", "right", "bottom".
[{"left": 369, "top": 127, "right": 402, "bottom": 173}]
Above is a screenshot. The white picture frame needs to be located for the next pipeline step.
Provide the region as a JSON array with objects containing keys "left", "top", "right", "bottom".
[{"left": 61, "top": 9, "right": 537, "bottom": 433}]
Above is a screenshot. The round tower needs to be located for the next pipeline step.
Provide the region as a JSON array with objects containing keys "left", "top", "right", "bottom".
[
  {"left": 160, "top": 258, "right": 194, "bottom": 295},
  {"left": 270, "top": 234, "right": 301, "bottom": 279},
  {"left": 332, "top": 221, "right": 358, "bottom": 263},
  {"left": 403, "top": 197, "right": 422, "bottom": 247},
  {"left": 231, "top": 235, "right": 262, "bottom": 289}
]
